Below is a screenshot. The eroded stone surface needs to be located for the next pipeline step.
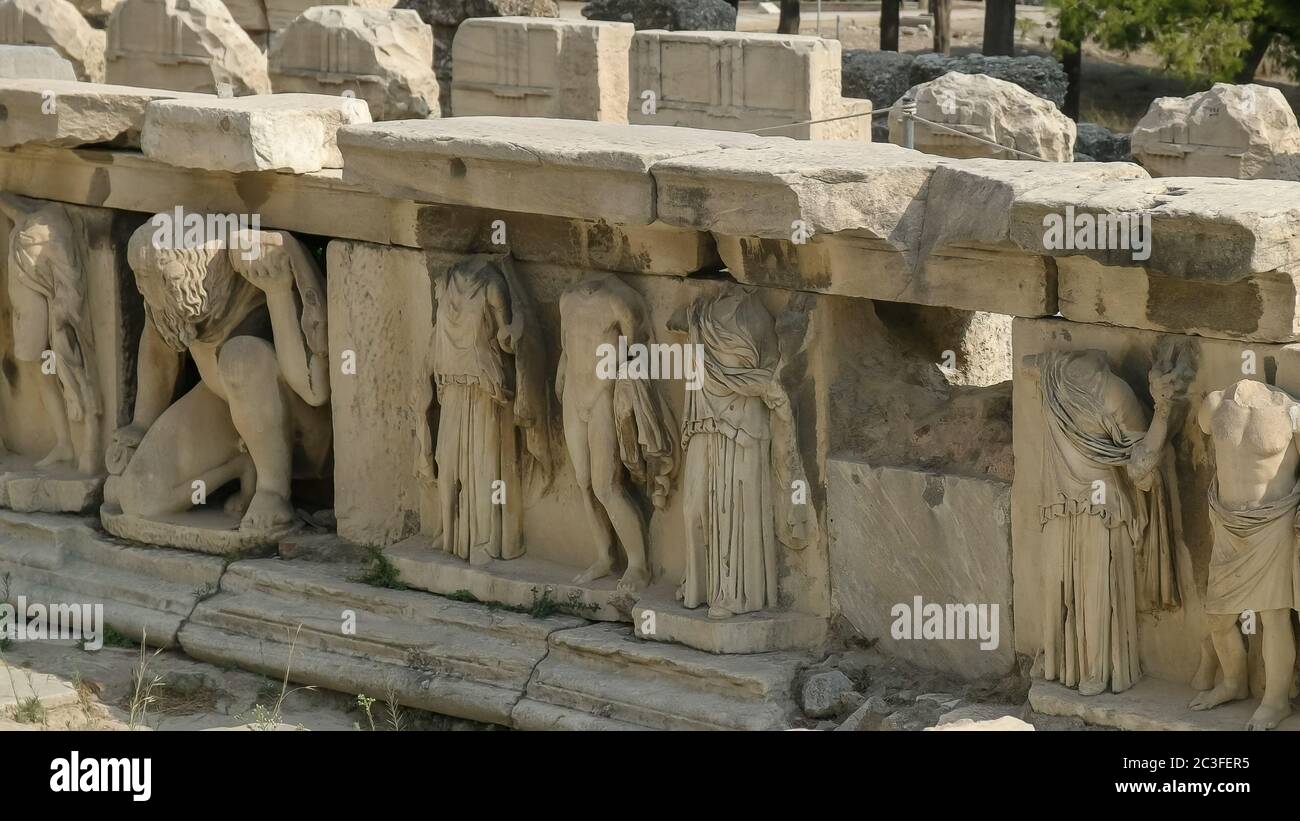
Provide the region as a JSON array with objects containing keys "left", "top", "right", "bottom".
[
  {"left": 0, "top": 44, "right": 75, "bottom": 80},
  {"left": 270, "top": 6, "right": 441, "bottom": 121},
  {"left": 1132, "top": 83, "right": 1300, "bottom": 180},
  {"left": 0, "top": 79, "right": 209, "bottom": 149},
  {"left": 0, "top": 0, "right": 105, "bottom": 83},
  {"left": 142, "top": 93, "right": 372, "bottom": 173},
  {"left": 889, "top": 72, "right": 1075, "bottom": 161},
  {"left": 105, "top": 0, "right": 271, "bottom": 95}
]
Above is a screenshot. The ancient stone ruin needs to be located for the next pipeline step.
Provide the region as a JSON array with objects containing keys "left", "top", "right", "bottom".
[{"left": 2, "top": 14, "right": 1300, "bottom": 737}]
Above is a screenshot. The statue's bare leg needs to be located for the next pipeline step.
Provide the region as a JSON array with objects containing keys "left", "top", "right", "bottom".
[
  {"left": 32, "top": 362, "right": 75, "bottom": 468},
  {"left": 564, "top": 400, "right": 615, "bottom": 584},
  {"left": 1192, "top": 635, "right": 1219, "bottom": 691},
  {"left": 434, "top": 398, "right": 461, "bottom": 558},
  {"left": 586, "top": 395, "right": 649, "bottom": 593},
  {"left": 1190, "top": 613, "right": 1250, "bottom": 710},
  {"left": 1247, "top": 609, "right": 1295, "bottom": 730},
  {"left": 9, "top": 283, "right": 72, "bottom": 468},
  {"left": 118, "top": 383, "right": 244, "bottom": 517},
  {"left": 218, "top": 336, "right": 294, "bottom": 531},
  {"left": 223, "top": 452, "right": 256, "bottom": 516}
]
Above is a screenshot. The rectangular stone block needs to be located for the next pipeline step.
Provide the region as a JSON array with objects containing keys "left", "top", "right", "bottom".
[
  {"left": 452, "top": 17, "right": 632, "bottom": 122},
  {"left": 327, "top": 240, "right": 431, "bottom": 546},
  {"left": 142, "top": 93, "right": 372, "bottom": 173},
  {"left": 628, "top": 30, "right": 869, "bottom": 140},
  {"left": 337, "top": 117, "right": 769, "bottom": 223},
  {"left": 827, "top": 458, "right": 1015, "bottom": 679},
  {"left": 0, "top": 44, "right": 76, "bottom": 80},
  {"left": 0, "top": 78, "right": 209, "bottom": 148}
]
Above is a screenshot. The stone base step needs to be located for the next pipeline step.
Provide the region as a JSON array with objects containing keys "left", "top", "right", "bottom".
[
  {"left": 518, "top": 622, "right": 807, "bottom": 730},
  {"left": 0, "top": 510, "right": 224, "bottom": 647},
  {"left": 1029, "top": 677, "right": 1300, "bottom": 731},
  {"left": 178, "top": 559, "right": 585, "bottom": 726},
  {"left": 632, "top": 589, "right": 828, "bottom": 654}
]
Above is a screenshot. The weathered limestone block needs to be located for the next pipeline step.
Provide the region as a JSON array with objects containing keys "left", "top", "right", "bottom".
[
  {"left": 269, "top": 6, "right": 441, "bottom": 121},
  {"left": 0, "top": 510, "right": 225, "bottom": 647},
  {"left": 327, "top": 241, "right": 430, "bottom": 546},
  {"left": 0, "top": 201, "right": 143, "bottom": 513},
  {"left": 827, "top": 459, "right": 1014, "bottom": 679},
  {"left": 0, "top": 0, "right": 105, "bottom": 82},
  {"left": 889, "top": 72, "right": 1075, "bottom": 161},
  {"left": 397, "top": 0, "right": 560, "bottom": 114},
  {"left": 514, "top": 623, "right": 804, "bottom": 730},
  {"left": 1131, "top": 83, "right": 1300, "bottom": 181},
  {"left": 179, "top": 559, "right": 583, "bottom": 726},
  {"left": 0, "top": 44, "right": 75, "bottom": 80},
  {"left": 451, "top": 17, "right": 632, "bottom": 122},
  {"left": 105, "top": 0, "right": 271, "bottom": 95},
  {"left": 414, "top": 204, "right": 719, "bottom": 276},
  {"left": 0, "top": 79, "right": 210, "bottom": 149},
  {"left": 337, "top": 117, "right": 769, "bottom": 224},
  {"left": 628, "top": 30, "right": 870, "bottom": 141},
  {"left": 142, "top": 93, "right": 372, "bottom": 173},
  {"left": 582, "top": 0, "right": 736, "bottom": 31},
  {"left": 1009, "top": 176, "right": 1300, "bottom": 332}
]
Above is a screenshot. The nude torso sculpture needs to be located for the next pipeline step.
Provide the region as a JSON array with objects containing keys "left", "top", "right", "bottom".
[{"left": 1193, "top": 379, "right": 1300, "bottom": 730}]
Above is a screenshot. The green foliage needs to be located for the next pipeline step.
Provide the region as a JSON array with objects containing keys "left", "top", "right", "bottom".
[
  {"left": 1047, "top": 0, "right": 1281, "bottom": 85},
  {"left": 355, "top": 547, "right": 406, "bottom": 590}
]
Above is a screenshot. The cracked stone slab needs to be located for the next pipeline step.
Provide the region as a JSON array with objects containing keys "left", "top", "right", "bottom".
[
  {"left": 337, "top": 116, "right": 772, "bottom": 223},
  {"left": 142, "top": 92, "right": 372, "bottom": 173},
  {"left": 0, "top": 78, "right": 209, "bottom": 148},
  {"left": 514, "top": 622, "right": 807, "bottom": 730},
  {"left": 0, "top": 509, "right": 225, "bottom": 647},
  {"left": 179, "top": 559, "right": 584, "bottom": 726}
]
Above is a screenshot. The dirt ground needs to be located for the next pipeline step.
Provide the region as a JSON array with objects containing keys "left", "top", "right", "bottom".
[
  {"left": 559, "top": 0, "right": 1300, "bottom": 132},
  {"left": 0, "top": 638, "right": 490, "bottom": 731}
]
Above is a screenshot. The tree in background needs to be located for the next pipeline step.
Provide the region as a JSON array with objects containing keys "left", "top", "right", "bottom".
[
  {"left": 983, "top": 0, "right": 1016, "bottom": 56},
  {"left": 882, "top": 0, "right": 901, "bottom": 51},
  {"left": 1047, "top": 0, "right": 1300, "bottom": 120},
  {"left": 931, "top": 0, "right": 952, "bottom": 55},
  {"left": 778, "top": 0, "right": 800, "bottom": 34}
]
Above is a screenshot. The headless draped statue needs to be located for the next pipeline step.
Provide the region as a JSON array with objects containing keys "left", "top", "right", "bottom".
[{"left": 1024, "top": 345, "right": 1191, "bottom": 696}]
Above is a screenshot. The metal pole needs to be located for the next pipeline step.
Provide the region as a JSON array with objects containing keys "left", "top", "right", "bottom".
[
  {"left": 817, "top": 0, "right": 822, "bottom": 36},
  {"left": 901, "top": 99, "right": 917, "bottom": 149}
]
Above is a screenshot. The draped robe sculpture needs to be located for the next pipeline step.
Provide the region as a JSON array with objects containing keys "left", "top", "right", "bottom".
[
  {"left": 1024, "top": 346, "right": 1190, "bottom": 695},
  {"left": 414, "top": 254, "right": 550, "bottom": 564},
  {"left": 669, "top": 286, "right": 815, "bottom": 619}
]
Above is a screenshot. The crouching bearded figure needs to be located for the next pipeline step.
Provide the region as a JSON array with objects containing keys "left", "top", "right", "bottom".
[{"left": 103, "top": 219, "right": 330, "bottom": 546}]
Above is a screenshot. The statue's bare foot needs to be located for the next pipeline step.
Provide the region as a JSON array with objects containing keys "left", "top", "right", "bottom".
[
  {"left": 616, "top": 566, "right": 650, "bottom": 595},
  {"left": 35, "top": 444, "right": 75, "bottom": 469},
  {"left": 1246, "top": 701, "right": 1291, "bottom": 731},
  {"left": 707, "top": 605, "right": 735, "bottom": 620},
  {"left": 1189, "top": 681, "right": 1249, "bottom": 711},
  {"left": 240, "top": 489, "right": 294, "bottom": 532},
  {"left": 674, "top": 584, "right": 685, "bottom": 603},
  {"left": 574, "top": 557, "right": 614, "bottom": 585}
]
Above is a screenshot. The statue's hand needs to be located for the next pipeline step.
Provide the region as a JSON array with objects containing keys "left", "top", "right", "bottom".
[
  {"left": 232, "top": 231, "right": 294, "bottom": 293},
  {"left": 105, "top": 424, "right": 145, "bottom": 475},
  {"left": 1149, "top": 362, "right": 1189, "bottom": 405}
]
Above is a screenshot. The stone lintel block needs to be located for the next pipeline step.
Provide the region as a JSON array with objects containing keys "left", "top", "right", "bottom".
[
  {"left": 717, "top": 233, "right": 1055, "bottom": 316},
  {"left": 654, "top": 140, "right": 941, "bottom": 242},
  {"left": 142, "top": 93, "right": 372, "bottom": 173},
  {"left": 0, "top": 78, "right": 210, "bottom": 148},
  {"left": 1010, "top": 175, "right": 1300, "bottom": 283},
  {"left": 631, "top": 589, "right": 827, "bottom": 654},
  {"left": 415, "top": 203, "right": 718, "bottom": 275},
  {"left": 337, "top": 117, "right": 771, "bottom": 224},
  {"left": 1058, "top": 256, "right": 1300, "bottom": 343},
  {"left": 0, "top": 44, "right": 76, "bottom": 80},
  {"left": 451, "top": 16, "right": 633, "bottom": 122}
]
